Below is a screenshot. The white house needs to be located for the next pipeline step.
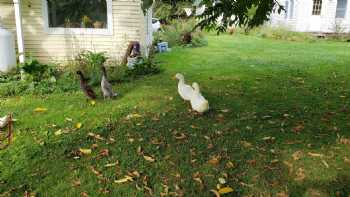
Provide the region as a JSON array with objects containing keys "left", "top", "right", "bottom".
[
  {"left": 270, "top": 0, "right": 350, "bottom": 33},
  {"left": 0, "top": 0, "right": 153, "bottom": 63}
]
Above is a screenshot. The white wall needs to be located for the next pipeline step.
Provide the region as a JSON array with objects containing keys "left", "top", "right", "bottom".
[{"left": 270, "top": 0, "right": 350, "bottom": 33}]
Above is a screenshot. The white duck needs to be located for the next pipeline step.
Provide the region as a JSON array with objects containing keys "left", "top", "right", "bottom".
[
  {"left": 190, "top": 82, "right": 209, "bottom": 113},
  {"left": 101, "top": 66, "right": 118, "bottom": 99},
  {"left": 175, "top": 73, "right": 194, "bottom": 101},
  {"left": 0, "top": 115, "right": 10, "bottom": 129}
]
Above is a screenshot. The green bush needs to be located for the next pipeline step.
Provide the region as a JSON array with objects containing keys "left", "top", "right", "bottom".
[
  {"left": 154, "top": 18, "right": 208, "bottom": 47},
  {"left": 75, "top": 51, "right": 107, "bottom": 85},
  {"left": 125, "top": 58, "right": 161, "bottom": 79},
  {"left": 236, "top": 26, "right": 316, "bottom": 42}
]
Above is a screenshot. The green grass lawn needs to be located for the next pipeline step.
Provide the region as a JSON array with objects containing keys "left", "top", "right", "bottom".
[{"left": 1, "top": 34, "right": 350, "bottom": 196}]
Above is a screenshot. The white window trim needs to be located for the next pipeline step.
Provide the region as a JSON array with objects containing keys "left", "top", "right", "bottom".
[{"left": 42, "top": 0, "right": 113, "bottom": 35}]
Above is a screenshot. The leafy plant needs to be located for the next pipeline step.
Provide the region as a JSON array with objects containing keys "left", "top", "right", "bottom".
[
  {"left": 154, "top": 18, "right": 207, "bottom": 47},
  {"left": 75, "top": 51, "right": 107, "bottom": 86},
  {"left": 125, "top": 58, "right": 161, "bottom": 78},
  {"left": 19, "top": 58, "right": 49, "bottom": 82}
]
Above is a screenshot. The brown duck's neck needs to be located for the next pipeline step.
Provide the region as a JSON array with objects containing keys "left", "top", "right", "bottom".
[{"left": 78, "top": 73, "right": 86, "bottom": 82}]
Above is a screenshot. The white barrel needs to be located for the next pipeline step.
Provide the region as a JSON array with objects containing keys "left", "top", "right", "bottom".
[{"left": 0, "top": 26, "right": 16, "bottom": 73}]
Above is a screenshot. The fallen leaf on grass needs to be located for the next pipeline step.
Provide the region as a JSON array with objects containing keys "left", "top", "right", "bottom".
[
  {"left": 226, "top": 161, "right": 235, "bottom": 169},
  {"left": 54, "top": 129, "right": 63, "bottom": 136},
  {"left": 143, "top": 155, "right": 155, "bottom": 162},
  {"left": 220, "top": 109, "right": 230, "bottom": 113},
  {"left": 79, "top": 148, "right": 92, "bottom": 155},
  {"left": 76, "top": 122, "right": 82, "bottom": 129},
  {"left": 276, "top": 191, "right": 289, "bottom": 197},
  {"left": 292, "top": 151, "right": 303, "bottom": 161},
  {"left": 126, "top": 113, "right": 142, "bottom": 120},
  {"left": 339, "top": 137, "right": 350, "bottom": 146},
  {"left": 105, "top": 162, "right": 118, "bottom": 168},
  {"left": 208, "top": 156, "right": 220, "bottom": 166},
  {"left": 174, "top": 133, "right": 187, "bottom": 140},
  {"left": 240, "top": 141, "right": 253, "bottom": 148},
  {"left": 114, "top": 176, "right": 133, "bottom": 184},
  {"left": 33, "top": 107, "right": 47, "bottom": 113},
  {"left": 344, "top": 157, "right": 350, "bottom": 164},
  {"left": 322, "top": 160, "right": 329, "bottom": 168},
  {"left": 218, "top": 187, "right": 234, "bottom": 194},
  {"left": 308, "top": 152, "right": 323, "bottom": 157},
  {"left": 210, "top": 189, "right": 220, "bottom": 197},
  {"left": 292, "top": 123, "right": 304, "bottom": 133},
  {"left": 294, "top": 168, "right": 306, "bottom": 181}
]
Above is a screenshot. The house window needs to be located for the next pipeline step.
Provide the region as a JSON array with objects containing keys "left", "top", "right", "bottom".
[
  {"left": 312, "top": 0, "right": 322, "bottom": 15},
  {"left": 43, "top": 0, "right": 113, "bottom": 35},
  {"left": 336, "top": 0, "right": 348, "bottom": 18},
  {"left": 284, "top": 0, "right": 295, "bottom": 19},
  {"left": 289, "top": 0, "right": 294, "bottom": 19},
  {"left": 285, "top": 0, "right": 289, "bottom": 19}
]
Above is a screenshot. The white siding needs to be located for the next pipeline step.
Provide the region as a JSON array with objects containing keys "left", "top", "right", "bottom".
[
  {"left": 0, "top": 0, "right": 150, "bottom": 63},
  {"left": 270, "top": 0, "right": 350, "bottom": 33}
]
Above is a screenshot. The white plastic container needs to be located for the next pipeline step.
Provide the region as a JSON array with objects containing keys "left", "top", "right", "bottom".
[{"left": 0, "top": 25, "right": 16, "bottom": 73}]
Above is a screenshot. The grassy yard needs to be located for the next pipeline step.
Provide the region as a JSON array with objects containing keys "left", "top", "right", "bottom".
[{"left": 1, "top": 34, "right": 350, "bottom": 196}]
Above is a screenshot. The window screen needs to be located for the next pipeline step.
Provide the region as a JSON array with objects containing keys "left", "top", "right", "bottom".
[{"left": 312, "top": 0, "right": 322, "bottom": 15}]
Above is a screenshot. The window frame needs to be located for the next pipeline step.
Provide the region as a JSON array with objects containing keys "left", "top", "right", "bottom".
[
  {"left": 42, "top": 0, "right": 114, "bottom": 35},
  {"left": 312, "top": 0, "right": 322, "bottom": 16}
]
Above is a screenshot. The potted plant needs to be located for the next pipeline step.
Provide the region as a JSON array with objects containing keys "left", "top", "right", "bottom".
[
  {"left": 64, "top": 18, "right": 72, "bottom": 28},
  {"left": 93, "top": 21, "right": 104, "bottom": 29},
  {"left": 81, "top": 15, "right": 92, "bottom": 28}
]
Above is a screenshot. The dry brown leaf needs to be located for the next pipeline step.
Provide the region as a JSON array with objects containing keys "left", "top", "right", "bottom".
[
  {"left": 54, "top": 129, "right": 63, "bottom": 136},
  {"left": 344, "top": 157, "right": 350, "bottom": 164},
  {"left": 143, "top": 155, "right": 155, "bottom": 162},
  {"left": 226, "top": 161, "right": 235, "bottom": 169},
  {"left": 208, "top": 156, "right": 220, "bottom": 166},
  {"left": 322, "top": 160, "right": 329, "bottom": 168},
  {"left": 114, "top": 176, "right": 133, "bottom": 184},
  {"left": 294, "top": 168, "right": 306, "bottom": 181},
  {"left": 241, "top": 140, "right": 253, "bottom": 148},
  {"left": 308, "top": 152, "right": 323, "bottom": 157},
  {"left": 210, "top": 189, "right": 220, "bottom": 197},
  {"left": 105, "top": 162, "right": 118, "bottom": 168},
  {"left": 339, "top": 137, "right": 350, "bottom": 146},
  {"left": 283, "top": 161, "right": 293, "bottom": 174},
  {"left": 99, "top": 149, "right": 109, "bottom": 157},
  {"left": 174, "top": 133, "right": 187, "bottom": 140},
  {"left": 292, "top": 123, "right": 304, "bottom": 133},
  {"left": 276, "top": 191, "right": 289, "bottom": 197},
  {"left": 72, "top": 180, "right": 81, "bottom": 187},
  {"left": 80, "top": 192, "right": 89, "bottom": 197},
  {"left": 292, "top": 151, "right": 303, "bottom": 161}
]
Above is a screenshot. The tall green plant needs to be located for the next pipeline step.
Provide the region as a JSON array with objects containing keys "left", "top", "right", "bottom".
[{"left": 75, "top": 51, "right": 107, "bottom": 86}]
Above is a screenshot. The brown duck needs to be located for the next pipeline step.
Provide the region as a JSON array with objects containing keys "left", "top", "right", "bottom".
[{"left": 76, "top": 71, "right": 97, "bottom": 100}]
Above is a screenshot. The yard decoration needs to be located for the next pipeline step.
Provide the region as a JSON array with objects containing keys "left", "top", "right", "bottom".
[
  {"left": 0, "top": 113, "right": 13, "bottom": 149},
  {"left": 100, "top": 65, "right": 118, "bottom": 99},
  {"left": 122, "top": 41, "right": 141, "bottom": 66},
  {"left": 190, "top": 82, "right": 209, "bottom": 113},
  {"left": 76, "top": 71, "right": 97, "bottom": 100},
  {"left": 0, "top": 114, "right": 10, "bottom": 129},
  {"left": 174, "top": 73, "right": 194, "bottom": 101}
]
